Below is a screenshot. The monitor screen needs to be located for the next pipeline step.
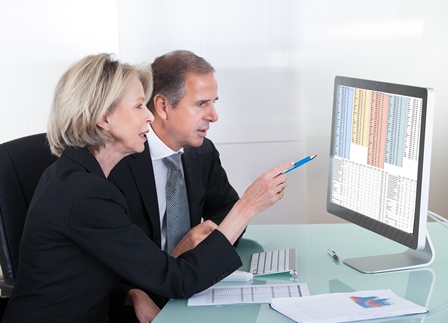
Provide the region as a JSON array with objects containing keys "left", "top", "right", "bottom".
[{"left": 327, "top": 76, "right": 435, "bottom": 273}]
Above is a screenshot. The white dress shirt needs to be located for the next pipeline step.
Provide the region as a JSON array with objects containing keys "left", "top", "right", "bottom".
[{"left": 147, "top": 126, "right": 184, "bottom": 252}]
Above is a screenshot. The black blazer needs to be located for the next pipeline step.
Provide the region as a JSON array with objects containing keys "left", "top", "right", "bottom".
[
  {"left": 108, "top": 138, "right": 240, "bottom": 309},
  {"left": 2, "top": 147, "right": 241, "bottom": 323}
]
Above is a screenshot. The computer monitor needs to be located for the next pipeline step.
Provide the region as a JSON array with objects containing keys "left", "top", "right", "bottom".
[{"left": 327, "top": 76, "right": 435, "bottom": 273}]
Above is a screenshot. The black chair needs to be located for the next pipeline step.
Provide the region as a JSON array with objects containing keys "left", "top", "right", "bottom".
[{"left": 0, "top": 133, "right": 57, "bottom": 301}]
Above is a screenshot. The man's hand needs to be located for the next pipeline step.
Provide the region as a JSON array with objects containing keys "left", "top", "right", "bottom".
[
  {"left": 170, "top": 220, "right": 218, "bottom": 258},
  {"left": 125, "top": 289, "right": 160, "bottom": 323}
]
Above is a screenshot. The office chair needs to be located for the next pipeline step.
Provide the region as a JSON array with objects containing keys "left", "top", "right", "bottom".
[{"left": 0, "top": 133, "right": 57, "bottom": 295}]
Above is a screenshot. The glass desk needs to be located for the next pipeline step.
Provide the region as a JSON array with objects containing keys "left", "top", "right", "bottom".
[{"left": 154, "top": 223, "right": 448, "bottom": 322}]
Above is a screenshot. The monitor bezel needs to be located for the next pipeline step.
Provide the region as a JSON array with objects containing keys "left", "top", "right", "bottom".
[{"left": 327, "top": 76, "right": 434, "bottom": 251}]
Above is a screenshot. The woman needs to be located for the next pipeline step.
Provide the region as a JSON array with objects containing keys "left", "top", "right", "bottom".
[{"left": 2, "top": 53, "right": 290, "bottom": 322}]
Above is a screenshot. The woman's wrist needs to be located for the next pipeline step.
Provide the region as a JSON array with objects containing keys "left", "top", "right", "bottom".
[
  {"left": 218, "top": 200, "right": 254, "bottom": 244},
  {"left": 125, "top": 288, "right": 144, "bottom": 306}
]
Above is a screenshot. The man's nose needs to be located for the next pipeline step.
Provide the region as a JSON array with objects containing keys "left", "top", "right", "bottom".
[{"left": 208, "top": 104, "right": 218, "bottom": 123}]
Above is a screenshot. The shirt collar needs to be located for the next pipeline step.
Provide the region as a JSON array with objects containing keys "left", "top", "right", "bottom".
[{"left": 147, "top": 125, "right": 183, "bottom": 161}]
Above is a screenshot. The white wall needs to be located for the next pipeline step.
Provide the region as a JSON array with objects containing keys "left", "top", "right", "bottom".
[
  {"left": 295, "top": 0, "right": 448, "bottom": 224},
  {"left": 1, "top": 0, "right": 447, "bottom": 224},
  {"left": 0, "top": 0, "right": 119, "bottom": 142}
]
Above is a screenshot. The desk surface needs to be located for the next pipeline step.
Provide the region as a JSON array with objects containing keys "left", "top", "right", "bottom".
[{"left": 154, "top": 223, "right": 448, "bottom": 322}]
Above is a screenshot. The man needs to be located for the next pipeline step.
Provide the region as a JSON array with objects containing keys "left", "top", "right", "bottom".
[{"left": 108, "top": 50, "right": 240, "bottom": 321}]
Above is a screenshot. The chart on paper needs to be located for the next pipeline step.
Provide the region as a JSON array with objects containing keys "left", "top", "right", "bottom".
[{"left": 188, "top": 282, "right": 309, "bottom": 306}]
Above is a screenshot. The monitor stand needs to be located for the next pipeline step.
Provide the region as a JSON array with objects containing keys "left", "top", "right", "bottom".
[{"left": 343, "top": 235, "right": 435, "bottom": 274}]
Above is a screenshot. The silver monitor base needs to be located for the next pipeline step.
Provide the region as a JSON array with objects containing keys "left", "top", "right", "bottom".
[{"left": 343, "top": 235, "right": 435, "bottom": 274}]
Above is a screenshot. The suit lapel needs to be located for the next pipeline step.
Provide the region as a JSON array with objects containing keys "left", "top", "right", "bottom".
[
  {"left": 182, "top": 149, "right": 201, "bottom": 227},
  {"left": 128, "top": 143, "right": 162, "bottom": 245}
]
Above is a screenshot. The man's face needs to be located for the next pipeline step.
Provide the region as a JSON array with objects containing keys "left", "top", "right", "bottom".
[{"left": 164, "top": 72, "right": 218, "bottom": 151}]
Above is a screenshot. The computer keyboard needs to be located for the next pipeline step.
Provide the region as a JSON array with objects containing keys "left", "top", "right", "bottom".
[{"left": 249, "top": 248, "right": 297, "bottom": 276}]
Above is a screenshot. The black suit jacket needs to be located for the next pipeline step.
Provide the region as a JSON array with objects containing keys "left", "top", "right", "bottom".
[
  {"left": 108, "top": 138, "right": 240, "bottom": 311},
  {"left": 2, "top": 147, "right": 241, "bottom": 323}
]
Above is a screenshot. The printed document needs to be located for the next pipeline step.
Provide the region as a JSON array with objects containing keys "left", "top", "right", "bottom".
[
  {"left": 270, "top": 289, "right": 427, "bottom": 323},
  {"left": 188, "top": 282, "right": 309, "bottom": 306}
]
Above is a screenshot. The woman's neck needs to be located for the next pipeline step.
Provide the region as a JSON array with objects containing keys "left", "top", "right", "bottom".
[{"left": 90, "top": 144, "right": 125, "bottom": 178}]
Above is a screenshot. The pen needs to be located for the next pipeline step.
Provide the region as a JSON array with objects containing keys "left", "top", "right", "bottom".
[
  {"left": 327, "top": 249, "right": 339, "bottom": 261},
  {"left": 279, "top": 154, "right": 317, "bottom": 175}
]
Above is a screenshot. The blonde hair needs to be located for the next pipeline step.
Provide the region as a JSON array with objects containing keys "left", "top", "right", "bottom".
[{"left": 47, "top": 53, "right": 153, "bottom": 156}]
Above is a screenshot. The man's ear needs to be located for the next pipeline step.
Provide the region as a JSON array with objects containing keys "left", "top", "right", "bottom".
[{"left": 153, "top": 94, "right": 169, "bottom": 120}]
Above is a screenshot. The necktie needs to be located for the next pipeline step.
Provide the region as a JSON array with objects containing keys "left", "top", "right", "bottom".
[{"left": 164, "top": 153, "right": 191, "bottom": 254}]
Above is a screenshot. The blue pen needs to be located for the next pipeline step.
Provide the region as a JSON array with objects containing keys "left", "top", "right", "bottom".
[{"left": 280, "top": 154, "right": 317, "bottom": 175}]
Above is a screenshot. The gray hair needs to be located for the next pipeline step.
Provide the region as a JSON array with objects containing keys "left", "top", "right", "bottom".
[{"left": 147, "top": 50, "right": 214, "bottom": 111}]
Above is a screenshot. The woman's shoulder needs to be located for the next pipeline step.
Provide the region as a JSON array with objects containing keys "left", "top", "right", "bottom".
[{"left": 40, "top": 149, "right": 120, "bottom": 201}]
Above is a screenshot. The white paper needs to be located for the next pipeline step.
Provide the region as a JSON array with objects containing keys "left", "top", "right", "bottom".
[
  {"left": 220, "top": 270, "right": 253, "bottom": 282},
  {"left": 270, "top": 289, "right": 428, "bottom": 323},
  {"left": 188, "top": 282, "right": 309, "bottom": 306}
]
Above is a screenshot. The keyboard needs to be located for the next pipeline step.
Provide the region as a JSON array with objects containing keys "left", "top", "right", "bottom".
[{"left": 249, "top": 248, "right": 297, "bottom": 276}]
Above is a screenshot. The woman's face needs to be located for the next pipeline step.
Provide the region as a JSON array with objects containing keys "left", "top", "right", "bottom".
[{"left": 103, "top": 76, "right": 154, "bottom": 157}]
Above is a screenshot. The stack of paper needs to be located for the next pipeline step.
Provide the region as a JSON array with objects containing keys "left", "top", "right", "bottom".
[{"left": 270, "top": 289, "right": 427, "bottom": 323}]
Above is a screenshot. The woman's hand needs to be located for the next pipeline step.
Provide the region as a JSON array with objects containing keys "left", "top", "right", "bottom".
[
  {"left": 170, "top": 220, "right": 218, "bottom": 258},
  {"left": 126, "top": 289, "right": 160, "bottom": 323},
  {"left": 217, "top": 161, "right": 292, "bottom": 244},
  {"left": 238, "top": 161, "right": 291, "bottom": 215}
]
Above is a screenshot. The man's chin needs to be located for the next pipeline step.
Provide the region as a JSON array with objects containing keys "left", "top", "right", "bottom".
[{"left": 188, "top": 138, "right": 205, "bottom": 148}]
